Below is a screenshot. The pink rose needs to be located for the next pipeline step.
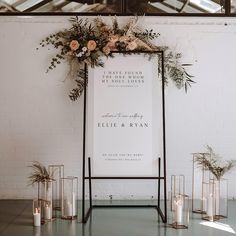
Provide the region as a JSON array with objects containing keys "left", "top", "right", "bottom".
[
  {"left": 69, "top": 40, "right": 80, "bottom": 51},
  {"left": 126, "top": 41, "right": 137, "bottom": 51},
  {"left": 87, "top": 40, "right": 97, "bottom": 51}
]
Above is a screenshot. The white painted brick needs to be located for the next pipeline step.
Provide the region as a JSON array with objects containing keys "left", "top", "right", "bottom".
[{"left": 1, "top": 16, "right": 236, "bottom": 199}]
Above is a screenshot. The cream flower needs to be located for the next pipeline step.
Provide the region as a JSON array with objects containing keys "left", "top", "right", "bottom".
[
  {"left": 109, "top": 35, "right": 119, "bottom": 43},
  {"left": 103, "top": 46, "right": 111, "bottom": 55},
  {"left": 69, "top": 40, "right": 80, "bottom": 51},
  {"left": 77, "top": 52, "right": 82, "bottom": 58},
  {"left": 126, "top": 41, "right": 137, "bottom": 51},
  {"left": 67, "top": 51, "right": 74, "bottom": 56},
  {"left": 87, "top": 40, "right": 97, "bottom": 51},
  {"left": 119, "top": 36, "right": 129, "bottom": 42}
]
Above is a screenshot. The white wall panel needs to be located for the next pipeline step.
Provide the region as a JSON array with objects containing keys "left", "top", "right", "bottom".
[{"left": 0, "top": 16, "right": 236, "bottom": 199}]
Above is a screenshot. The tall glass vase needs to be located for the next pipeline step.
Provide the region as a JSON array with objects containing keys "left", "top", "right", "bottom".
[
  {"left": 214, "top": 178, "right": 228, "bottom": 219},
  {"left": 61, "top": 176, "right": 78, "bottom": 220},
  {"left": 38, "top": 180, "right": 54, "bottom": 223},
  {"left": 48, "top": 164, "right": 64, "bottom": 211},
  {"left": 202, "top": 180, "right": 216, "bottom": 221},
  {"left": 192, "top": 153, "right": 211, "bottom": 213},
  {"left": 202, "top": 178, "right": 228, "bottom": 221},
  {"left": 171, "top": 175, "right": 185, "bottom": 211}
]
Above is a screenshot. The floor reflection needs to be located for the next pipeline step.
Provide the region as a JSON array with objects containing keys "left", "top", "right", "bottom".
[{"left": 2, "top": 200, "right": 236, "bottom": 236}]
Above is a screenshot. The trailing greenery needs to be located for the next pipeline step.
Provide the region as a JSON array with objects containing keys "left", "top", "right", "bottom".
[
  {"left": 69, "top": 69, "right": 87, "bottom": 101},
  {"left": 163, "top": 51, "right": 195, "bottom": 92}
]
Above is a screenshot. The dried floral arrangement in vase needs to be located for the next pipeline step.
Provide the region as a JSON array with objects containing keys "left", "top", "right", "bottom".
[
  {"left": 28, "top": 161, "right": 54, "bottom": 185},
  {"left": 194, "top": 146, "right": 236, "bottom": 180}
]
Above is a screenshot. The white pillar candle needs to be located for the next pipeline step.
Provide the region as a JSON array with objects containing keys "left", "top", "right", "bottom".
[
  {"left": 72, "top": 193, "right": 77, "bottom": 216},
  {"left": 44, "top": 204, "right": 51, "bottom": 220},
  {"left": 215, "top": 182, "right": 220, "bottom": 215},
  {"left": 65, "top": 202, "right": 73, "bottom": 217},
  {"left": 33, "top": 208, "right": 41, "bottom": 227},
  {"left": 202, "top": 197, "right": 207, "bottom": 212},
  {"left": 175, "top": 203, "right": 183, "bottom": 224},
  {"left": 174, "top": 197, "right": 183, "bottom": 224},
  {"left": 207, "top": 194, "right": 214, "bottom": 220}
]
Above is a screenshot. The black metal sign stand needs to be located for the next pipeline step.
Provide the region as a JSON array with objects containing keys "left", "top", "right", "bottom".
[{"left": 81, "top": 51, "right": 167, "bottom": 224}]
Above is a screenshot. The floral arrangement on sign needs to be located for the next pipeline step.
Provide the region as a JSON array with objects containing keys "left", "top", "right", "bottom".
[
  {"left": 194, "top": 146, "right": 236, "bottom": 180},
  {"left": 28, "top": 161, "right": 54, "bottom": 185},
  {"left": 37, "top": 16, "right": 194, "bottom": 101}
]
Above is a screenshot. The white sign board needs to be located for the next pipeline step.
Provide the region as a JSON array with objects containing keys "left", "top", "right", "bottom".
[{"left": 87, "top": 53, "right": 163, "bottom": 177}]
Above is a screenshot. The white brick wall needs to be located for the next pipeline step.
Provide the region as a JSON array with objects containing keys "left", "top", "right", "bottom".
[{"left": 0, "top": 16, "right": 236, "bottom": 199}]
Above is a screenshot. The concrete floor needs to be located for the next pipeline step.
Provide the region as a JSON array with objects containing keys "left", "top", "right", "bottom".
[{"left": 1, "top": 200, "right": 236, "bottom": 236}]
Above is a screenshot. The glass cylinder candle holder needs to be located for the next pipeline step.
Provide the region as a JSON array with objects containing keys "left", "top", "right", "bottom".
[
  {"left": 171, "top": 175, "right": 185, "bottom": 211},
  {"left": 202, "top": 180, "right": 216, "bottom": 221},
  {"left": 192, "top": 153, "right": 212, "bottom": 213},
  {"left": 33, "top": 199, "right": 41, "bottom": 227},
  {"left": 171, "top": 194, "right": 189, "bottom": 229},
  {"left": 38, "top": 180, "right": 54, "bottom": 223},
  {"left": 214, "top": 178, "right": 228, "bottom": 219},
  {"left": 48, "top": 164, "right": 64, "bottom": 211},
  {"left": 61, "top": 176, "right": 78, "bottom": 220}
]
